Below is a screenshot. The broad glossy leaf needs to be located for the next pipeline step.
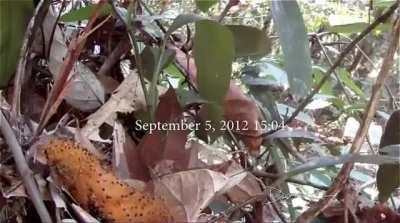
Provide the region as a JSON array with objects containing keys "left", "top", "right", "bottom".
[
  {"left": 194, "top": 20, "right": 234, "bottom": 122},
  {"left": 0, "top": 1, "right": 33, "bottom": 88},
  {"left": 227, "top": 25, "right": 271, "bottom": 57},
  {"left": 60, "top": 3, "right": 112, "bottom": 22},
  {"left": 196, "top": 0, "right": 217, "bottom": 12},
  {"left": 270, "top": 0, "right": 312, "bottom": 97}
]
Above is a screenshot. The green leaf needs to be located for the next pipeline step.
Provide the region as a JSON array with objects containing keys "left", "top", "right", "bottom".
[
  {"left": 60, "top": 3, "right": 112, "bottom": 22},
  {"left": 313, "top": 66, "right": 333, "bottom": 95},
  {"left": 196, "top": 0, "right": 217, "bottom": 12},
  {"left": 164, "top": 63, "right": 184, "bottom": 78},
  {"left": 226, "top": 25, "right": 271, "bottom": 57},
  {"left": 328, "top": 21, "right": 369, "bottom": 33},
  {"left": 0, "top": 0, "right": 33, "bottom": 88},
  {"left": 194, "top": 20, "right": 234, "bottom": 129},
  {"left": 194, "top": 20, "right": 234, "bottom": 103},
  {"left": 141, "top": 46, "right": 175, "bottom": 80},
  {"left": 377, "top": 142, "right": 400, "bottom": 202},
  {"left": 337, "top": 68, "right": 364, "bottom": 97},
  {"left": 377, "top": 164, "right": 400, "bottom": 202},
  {"left": 271, "top": 0, "right": 312, "bottom": 97},
  {"left": 373, "top": 0, "right": 396, "bottom": 8},
  {"left": 328, "top": 22, "right": 369, "bottom": 34}
]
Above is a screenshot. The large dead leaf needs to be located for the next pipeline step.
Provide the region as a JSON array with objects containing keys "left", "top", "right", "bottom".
[
  {"left": 224, "top": 161, "right": 263, "bottom": 203},
  {"left": 113, "top": 121, "right": 151, "bottom": 181},
  {"left": 81, "top": 67, "right": 146, "bottom": 139},
  {"left": 223, "top": 86, "right": 263, "bottom": 155},
  {"left": 42, "top": 10, "right": 105, "bottom": 111},
  {"left": 138, "top": 88, "right": 190, "bottom": 175},
  {"left": 65, "top": 62, "right": 105, "bottom": 111},
  {"left": 154, "top": 169, "right": 247, "bottom": 222}
]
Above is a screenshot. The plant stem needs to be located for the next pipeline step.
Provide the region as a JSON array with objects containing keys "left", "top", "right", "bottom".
[
  {"left": 109, "top": 0, "right": 149, "bottom": 107},
  {"left": 0, "top": 111, "right": 52, "bottom": 223}
]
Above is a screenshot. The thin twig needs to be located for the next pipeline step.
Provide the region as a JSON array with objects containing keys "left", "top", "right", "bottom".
[
  {"left": 11, "top": 0, "right": 50, "bottom": 122},
  {"left": 262, "top": 1, "right": 399, "bottom": 137},
  {"left": 297, "top": 14, "right": 400, "bottom": 223},
  {"left": 0, "top": 110, "right": 52, "bottom": 223}
]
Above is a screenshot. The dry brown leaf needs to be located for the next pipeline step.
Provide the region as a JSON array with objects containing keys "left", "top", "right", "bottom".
[
  {"left": 65, "top": 62, "right": 105, "bottom": 111},
  {"left": 224, "top": 161, "right": 263, "bottom": 203},
  {"left": 138, "top": 88, "right": 190, "bottom": 175},
  {"left": 81, "top": 68, "right": 146, "bottom": 139},
  {"left": 42, "top": 10, "right": 104, "bottom": 111},
  {"left": 112, "top": 121, "right": 151, "bottom": 181},
  {"left": 223, "top": 89, "right": 263, "bottom": 155},
  {"left": 154, "top": 169, "right": 247, "bottom": 222}
]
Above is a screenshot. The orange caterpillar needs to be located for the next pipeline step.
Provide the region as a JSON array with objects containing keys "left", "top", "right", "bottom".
[{"left": 43, "top": 139, "right": 174, "bottom": 223}]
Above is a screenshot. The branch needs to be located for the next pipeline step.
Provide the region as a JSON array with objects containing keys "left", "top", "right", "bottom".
[
  {"left": 297, "top": 13, "right": 400, "bottom": 223},
  {"left": 0, "top": 110, "right": 52, "bottom": 223},
  {"left": 262, "top": 1, "right": 399, "bottom": 137}
]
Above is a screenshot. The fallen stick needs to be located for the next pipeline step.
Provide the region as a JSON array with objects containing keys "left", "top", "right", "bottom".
[{"left": 0, "top": 110, "right": 52, "bottom": 223}]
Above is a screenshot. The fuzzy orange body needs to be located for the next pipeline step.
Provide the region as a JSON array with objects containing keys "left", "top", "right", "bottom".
[{"left": 43, "top": 139, "right": 174, "bottom": 223}]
